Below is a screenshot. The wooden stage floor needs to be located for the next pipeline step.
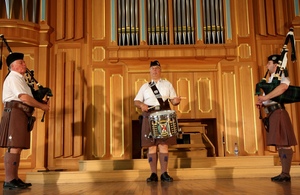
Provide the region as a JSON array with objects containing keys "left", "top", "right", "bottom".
[{"left": 1, "top": 177, "right": 300, "bottom": 195}]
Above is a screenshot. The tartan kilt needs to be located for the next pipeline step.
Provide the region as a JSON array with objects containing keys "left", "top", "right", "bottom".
[
  {"left": 141, "top": 111, "right": 177, "bottom": 147},
  {"left": 0, "top": 107, "right": 31, "bottom": 149},
  {"left": 266, "top": 109, "right": 297, "bottom": 146}
]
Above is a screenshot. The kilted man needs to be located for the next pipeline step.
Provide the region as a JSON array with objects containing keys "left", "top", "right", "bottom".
[
  {"left": 256, "top": 54, "right": 298, "bottom": 182},
  {"left": 134, "top": 60, "right": 181, "bottom": 182},
  {"left": 0, "top": 52, "right": 50, "bottom": 189}
]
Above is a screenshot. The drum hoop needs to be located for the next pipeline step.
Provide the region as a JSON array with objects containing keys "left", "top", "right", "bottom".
[{"left": 150, "top": 110, "right": 175, "bottom": 117}]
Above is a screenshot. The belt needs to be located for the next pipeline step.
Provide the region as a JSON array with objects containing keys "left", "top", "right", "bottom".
[
  {"left": 4, "top": 101, "right": 34, "bottom": 115},
  {"left": 264, "top": 103, "right": 285, "bottom": 114}
]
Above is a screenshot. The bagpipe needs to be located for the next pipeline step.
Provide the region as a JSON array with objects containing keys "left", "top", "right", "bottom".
[
  {"left": 255, "top": 28, "right": 298, "bottom": 104},
  {"left": 0, "top": 34, "right": 53, "bottom": 122}
]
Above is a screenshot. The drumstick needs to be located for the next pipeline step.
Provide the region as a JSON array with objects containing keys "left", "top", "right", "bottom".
[
  {"left": 148, "top": 105, "right": 157, "bottom": 110},
  {"left": 163, "top": 96, "right": 187, "bottom": 100}
]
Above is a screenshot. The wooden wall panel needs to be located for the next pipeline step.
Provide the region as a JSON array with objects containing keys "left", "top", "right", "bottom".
[
  {"left": 66, "top": 0, "right": 75, "bottom": 40},
  {"left": 221, "top": 71, "right": 239, "bottom": 155},
  {"left": 131, "top": 73, "right": 149, "bottom": 119},
  {"left": 92, "top": 0, "right": 106, "bottom": 40},
  {"left": 56, "top": 0, "right": 65, "bottom": 40},
  {"left": 254, "top": 0, "right": 267, "bottom": 36},
  {"left": 238, "top": 44, "right": 252, "bottom": 59},
  {"left": 239, "top": 65, "right": 259, "bottom": 155},
  {"left": 174, "top": 73, "right": 194, "bottom": 118},
  {"left": 75, "top": 0, "right": 84, "bottom": 40},
  {"left": 274, "top": 0, "right": 285, "bottom": 35},
  {"left": 110, "top": 74, "right": 124, "bottom": 158},
  {"left": 235, "top": 0, "right": 250, "bottom": 37},
  {"left": 73, "top": 67, "right": 84, "bottom": 157},
  {"left": 63, "top": 58, "right": 75, "bottom": 158},
  {"left": 265, "top": 0, "right": 276, "bottom": 35},
  {"left": 54, "top": 51, "right": 65, "bottom": 158},
  {"left": 92, "top": 69, "right": 106, "bottom": 158},
  {"left": 46, "top": 46, "right": 85, "bottom": 170},
  {"left": 195, "top": 72, "right": 216, "bottom": 118},
  {"left": 253, "top": 0, "right": 295, "bottom": 36},
  {"left": 55, "top": 0, "right": 84, "bottom": 41}
]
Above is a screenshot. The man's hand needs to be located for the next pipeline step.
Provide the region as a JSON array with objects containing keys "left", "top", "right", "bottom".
[
  {"left": 170, "top": 96, "right": 181, "bottom": 106},
  {"left": 256, "top": 96, "right": 265, "bottom": 109},
  {"left": 140, "top": 103, "right": 149, "bottom": 112}
]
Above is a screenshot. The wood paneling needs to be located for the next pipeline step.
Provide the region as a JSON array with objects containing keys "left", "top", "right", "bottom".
[
  {"left": 254, "top": 0, "right": 267, "bottom": 36},
  {"left": 174, "top": 72, "right": 194, "bottom": 118},
  {"left": 195, "top": 72, "right": 216, "bottom": 119},
  {"left": 266, "top": 0, "right": 276, "bottom": 35},
  {"left": 239, "top": 65, "right": 259, "bottom": 155},
  {"left": 55, "top": 0, "right": 84, "bottom": 41},
  {"left": 92, "top": 68, "right": 106, "bottom": 158},
  {"left": 235, "top": 0, "right": 250, "bottom": 37},
  {"left": 75, "top": 0, "right": 84, "bottom": 40},
  {"left": 66, "top": 0, "right": 75, "bottom": 40},
  {"left": 110, "top": 74, "right": 124, "bottom": 158},
  {"left": 56, "top": 0, "right": 65, "bottom": 40},
  {"left": 54, "top": 51, "right": 65, "bottom": 158},
  {"left": 92, "top": 0, "right": 106, "bottom": 40}
]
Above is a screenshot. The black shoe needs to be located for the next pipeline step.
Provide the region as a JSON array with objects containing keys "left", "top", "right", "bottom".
[
  {"left": 271, "top": 174, "right": 281, "bottom": 181},
  {"left": 146, "top": 173, "right": 158, "bottom": 182},
  {"left": 271, "top": 174, "right": 291, "bottom": 182},
  {"left": 161, "top": 172, "right": 173, "bottom": 182},
  {"left": 18, "top": 178, "right": 32, "bottom": 187},
  {"left": 3, "top": 179, "right": 28, "bottom": 189}
]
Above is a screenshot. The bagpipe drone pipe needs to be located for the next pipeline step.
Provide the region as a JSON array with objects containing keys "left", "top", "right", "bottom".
[
  {"left": 255, "top": 28, "right": 299, "bottom": 104},
  {"left": 0, "top": 34, "right": 53, "bottom": 122}
]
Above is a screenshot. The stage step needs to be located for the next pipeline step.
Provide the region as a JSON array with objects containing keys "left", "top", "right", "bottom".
[
  {"left": 78, "top": 156, "right": 276, "bottom": 171},
  {"left": 25, "top": 156, "right": 300, "bottom": 184}
]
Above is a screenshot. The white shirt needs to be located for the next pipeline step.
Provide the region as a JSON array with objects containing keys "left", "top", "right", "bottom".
[
  {"left": 2, "top": 70, "right": 33, "bottom": 102},
  {"left": 263, "top": 72, "right": 290, "bottom": 106},
  {"left": 134, "top": 79, "right": 177, "bottom": 106}
]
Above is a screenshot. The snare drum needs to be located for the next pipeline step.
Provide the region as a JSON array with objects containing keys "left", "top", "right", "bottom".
[{"left": 149, "top": 110, "right": 179, "bottom": 139}]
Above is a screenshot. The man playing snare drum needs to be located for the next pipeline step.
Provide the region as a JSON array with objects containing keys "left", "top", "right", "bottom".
[{"left": 134, "top": 60, "right": 181, "bottom": 182}]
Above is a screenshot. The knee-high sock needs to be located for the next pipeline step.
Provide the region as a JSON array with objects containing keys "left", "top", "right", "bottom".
[
  {"left": 278, "top": 149, "right": 283, "bottom": 168},
  {"left": 13, "top": 153, "right": 20, "bottom": 179},
  {"left": 280, "top": 148, "right": 293, "bottom": 177},
  {"left": 4, "top": 152, "right": 20, "bottom": 182},
  {"left": 159, "top": 153, "right": 169, "bottom": 174},
  {"left": 147, "top": 153, "right": 158, "bottom": 174}
]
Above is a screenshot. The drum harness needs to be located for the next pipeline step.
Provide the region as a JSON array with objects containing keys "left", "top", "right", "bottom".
[{"left": 148, "top": 81, "right": 170, "bottom": 111}]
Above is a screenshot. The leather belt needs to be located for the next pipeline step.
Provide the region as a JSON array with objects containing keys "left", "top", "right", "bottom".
[
  {"left": 264, "top": 103, "right": 285, "bottom": 114},
  {"left": 4, "top": 101, "right": 34, "bottom": 115}
]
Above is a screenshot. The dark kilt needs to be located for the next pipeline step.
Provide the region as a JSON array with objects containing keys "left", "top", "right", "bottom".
[
  {"left": 141, "top": 111, "right": 177, "bottom": 147},
  {"left": 267, "top": 109, "right": 297, "bottom": 147},
  {"left": 0, "top": 107, "right": 31, "bottom": 149}
]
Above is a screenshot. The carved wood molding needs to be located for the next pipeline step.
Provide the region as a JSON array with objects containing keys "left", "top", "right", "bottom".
[
  {"left": 107, "top": 44, "right": 239, "bottom": 63},
  {"left": 0, "top": 19, "right": 52, "bottom": 47}
]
